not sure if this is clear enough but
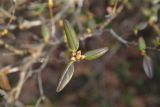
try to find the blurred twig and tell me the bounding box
[6,44,45,104]
[99,2,124,31]
[109,28,160,52]
[3,0,73,103]
[109,29,129,45]
[0,40,26,55]
[0,8,16,20]
[52,0,74,23]
[35,56,49,107]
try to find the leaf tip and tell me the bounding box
[143,55,154,79]
[56,86,62,93]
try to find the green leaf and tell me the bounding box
[138,37,146,51]
[84,47,109,60]
[41,25,50,43]
[56,61,74,92]
[143,55,153,79]
[64,20,79,52]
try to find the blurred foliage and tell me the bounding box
[0,0,160,107]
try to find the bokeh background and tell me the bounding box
[0,0,160,107]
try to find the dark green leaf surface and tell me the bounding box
[56,61,74,92]
[64,20,79,52]
[143,55,153,79]
[84,47,108,60]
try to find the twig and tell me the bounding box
[35,45,57,106]
[0,40,26,55]
[34,57,49,107]
[99,4,124,31]
[5,0,74,104]
[52,0,74,23]
[6,44,45,104]
[0,8,16,20]
[109,28,160,52]
[109,29,129,45]
[35,73,45,107]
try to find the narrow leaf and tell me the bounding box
[64,20,79,52]
[56,61,74,92]
[41,25,50,43]
[84,47,109,60]
[138,37,146,51]
[143,55,153,79]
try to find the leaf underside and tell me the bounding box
[56,61,74,92]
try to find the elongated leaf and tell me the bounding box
[56,61,74,92]
[138,37,146,51]
[64,20,79,52]
[84,47,109,60]
[143,55,153,79]
[41,25,50,43]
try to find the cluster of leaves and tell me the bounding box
[56,20,108,92]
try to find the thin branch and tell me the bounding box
[35,73,45,107]
[109,28,160,52]
[6,44,45,104]
[52,0,74,23]
[35,56,49,107]
[109,29,129,45]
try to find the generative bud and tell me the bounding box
[80,55,86,60]
[77,50,81,55]
[71,57,76,61]
[76,54,81,61]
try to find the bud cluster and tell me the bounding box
[71,50,85,61]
